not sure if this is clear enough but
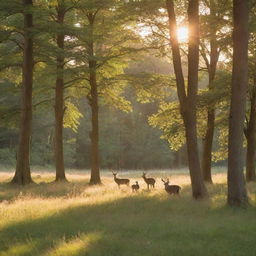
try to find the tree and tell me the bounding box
[200,0,231,183]
[75,0,138,184]
[35,0,81,181]
[166,0,207,199]
[11,0,34,185]
[87,10,101,185]
[227,0,248,207]
[53,0,73,182]
[132,0,233,183]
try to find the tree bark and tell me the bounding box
[54,7,67,182]
[227,0,248,207]
[202,25,219,183]
[245,77,256,182]
[166,0,207,199]
[202,109,214,183]
[87,13,101,185]
[89,59,101,185]
[11,0,34,185]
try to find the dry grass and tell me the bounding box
[0,168,256,256]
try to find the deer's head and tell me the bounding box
[112,171,117,177]
[161,178,169,186]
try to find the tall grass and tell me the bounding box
[0,169,255,256]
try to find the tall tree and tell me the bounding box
[200,0,225,183]
[87,12,100,185]
[76,0,136,184]
[11,0,34,185]
[227,0,248,206]
[166,0,207,199]
[54,0,68,182]
[35,0,81,181]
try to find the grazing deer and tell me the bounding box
[142,172,156,190]
[131,181,140,192]
[161,178,181,195]
[112,172,130,188]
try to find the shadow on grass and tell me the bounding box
[1,190,256,256]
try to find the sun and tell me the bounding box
[177,26,188,43]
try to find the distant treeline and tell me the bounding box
[0,88,189,170]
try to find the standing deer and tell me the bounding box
[131,181,140,192]
[112,172,130,188]
[161,178,181,195]
[142,172,156,190]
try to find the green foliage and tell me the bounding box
[149,101,185,151]
[72,0,142,113]
[131,73,176,103]
[76,92,174,169]
[0,148,16,165]
[148,70,232,158]
[212,126,229,162]
[0,0,253,171]
[64,101,83,132]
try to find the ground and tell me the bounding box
[0,167,256,256]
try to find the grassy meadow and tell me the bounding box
[0,167,256,256]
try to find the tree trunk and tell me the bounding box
[186,0,207,198]
[89,60,101,185]
[245,77,256,182]
[227,0,248,207]
[183,110,207,198]
[11,0,34,185]
[202,109,214,183]
[201,24,219,183]
[86,13,101,185]
[54,8,67,182]
[166,0,207,199]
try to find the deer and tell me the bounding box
[131,181,140,192]
[142,172,156,190]
[112,172,130,188]
[161,178,181,195]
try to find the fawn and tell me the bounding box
[161,178,181,195]
[131,181,140,192]
[112,172,130,188]
[142,172,156,190]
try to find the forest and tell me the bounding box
[0,0,256,255]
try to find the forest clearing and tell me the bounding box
[1,0,256,254]
[0,168,256,256]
